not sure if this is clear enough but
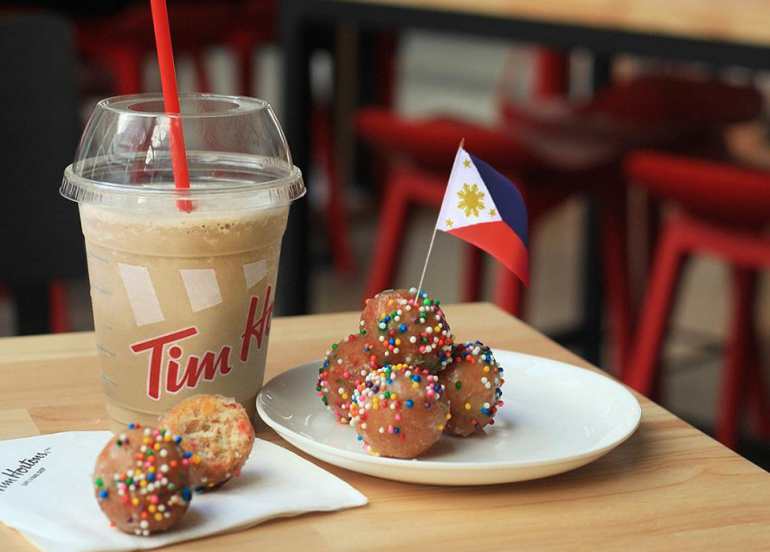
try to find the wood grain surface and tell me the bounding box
[350,0,770,47]
[1,303,769,550]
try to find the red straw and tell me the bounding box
[149,0,192,212]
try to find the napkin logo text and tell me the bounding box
[130,287,274,401]
[0,447,52,492]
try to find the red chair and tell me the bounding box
[357,110,631,368]
[500,74,763,157]
[362,49,572,309]
[623,152,770,449]
[76,1,358,276]
[76,1,276,96]
[356,59,762,372]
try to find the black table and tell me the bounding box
[276,0,770,363]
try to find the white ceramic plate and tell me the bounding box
[257,350,641,485]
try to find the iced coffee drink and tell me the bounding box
[81,205,288,427]
[61,94,304,429]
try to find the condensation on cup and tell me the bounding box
[61,94,305,430]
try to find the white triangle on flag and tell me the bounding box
[436,147,502,233]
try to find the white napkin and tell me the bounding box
[0,431,367,552]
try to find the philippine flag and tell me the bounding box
[436,146,529,285]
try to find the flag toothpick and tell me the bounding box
[414,227,437,301]
[415,139,465,299]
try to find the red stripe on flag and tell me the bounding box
[447,221,529,286]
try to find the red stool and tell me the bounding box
[501,74,763,310]
[624,152,770,449]
[76,1,275,96]
[359,116,543,304]
[501,75,763,155]
[76,2,357,276]
[492,73,760,368]
[357,70,760,371]
[357,109,632,369]
[362,48,571,308]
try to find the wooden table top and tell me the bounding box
[348,0,770,48]
[1,303,769,550]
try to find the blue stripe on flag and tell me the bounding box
[469,153,528,247]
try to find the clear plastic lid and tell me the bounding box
[61,94,305,213]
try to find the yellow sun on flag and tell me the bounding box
[457,183,485,217]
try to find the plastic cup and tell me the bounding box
[61,94,305,430]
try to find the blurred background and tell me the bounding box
[1,1,769,467]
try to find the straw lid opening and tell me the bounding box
[60,93,305,212]
[100,93,270,119]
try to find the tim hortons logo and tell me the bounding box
[131,287,274,400]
